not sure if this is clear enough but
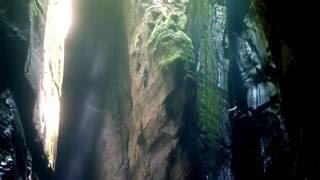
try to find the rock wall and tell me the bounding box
[127,0,194,179]
[1,0,65,178]
[126,0,235,179]
[226,0,292,179]
[0,90,32,179]
[187,1,233,179]
[1,0,309,179]
[29,0,71,169]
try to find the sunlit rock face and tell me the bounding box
[27,0,71,169]
[40,0,71,169]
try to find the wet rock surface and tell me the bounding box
[0,90,32,179]
[0,0,54,179]
[226,0,293,179]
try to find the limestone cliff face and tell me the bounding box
[127,1,194,179]
[26,0,71,169]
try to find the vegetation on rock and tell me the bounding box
[187,0,224,173]
[148,5,194,72]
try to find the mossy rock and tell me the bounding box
[148,11,194,72]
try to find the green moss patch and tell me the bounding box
[148,10,194,72]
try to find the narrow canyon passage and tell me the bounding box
[55,1,130,179]
[0,0,316,180]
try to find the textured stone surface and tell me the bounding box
[31,0,71,169]
[1,0,60,178]
[0,90,32,179]
[1,0,309,179]
[127,1,192,179]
